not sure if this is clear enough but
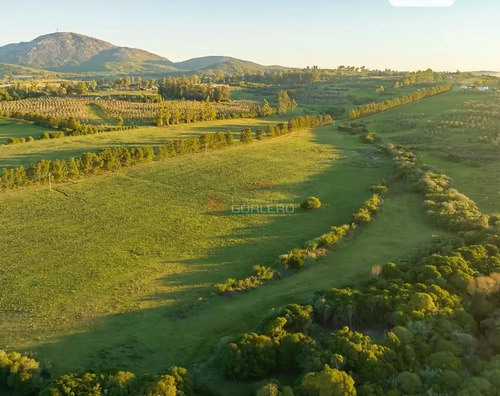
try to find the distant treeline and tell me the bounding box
[393,68,440,88]
[0,110,84,130]
[205,67,445,85]
[0,114,332,192]
[0,81,98,101]
[348,85,452,119]
[158,76,231,102]
[154,91,295,126]
[5,125,138,145]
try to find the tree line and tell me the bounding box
[393,68,440,88]
[386,144,491,232]
[0,114,332,192]
[0,81,99,101]
[5,125,138,146]
[348,85,452,119]
[0,351,214,396]
[158,76,231,102]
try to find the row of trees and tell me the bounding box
[387,144,491,231]
[158,77,231,102]
[394,68,439,88]
[0,145,155,190]
[5,125,138,145]
[348,85,452,119]
[0,81,99,102]
[0,115,332,192]
[280,190,384,271]
[205,66,428,86]
[0,110,82,130]
[220,181,385,294]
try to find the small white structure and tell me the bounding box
[460,85,471,90]
[477,86,489,91]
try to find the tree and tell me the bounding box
[276,91,297,114]
[396,371,422,394]
[240,129,253,143]
[300,365,356,396]
[258,99,275,116]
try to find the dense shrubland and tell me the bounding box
[0,354,205,396]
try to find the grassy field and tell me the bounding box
[1,79,498,395]
[363,89,500,214]
[0,123,393,375]
[0,118,49,144]
[0,114,296,169]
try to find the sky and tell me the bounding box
[1,0,499,71]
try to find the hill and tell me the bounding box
[0,32,288,76]
[174,56,247,71]
[0,62,56,78]
[0,32,175,74]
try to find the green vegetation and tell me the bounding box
[349,84,452,119]
[0,124,391,379]
[0,60,499,395]
[300,196,322,210]
[0,118,48,144]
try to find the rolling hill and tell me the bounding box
[0,32,286,76]
[0,32,175,74]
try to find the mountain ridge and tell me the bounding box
[0,32,285,75]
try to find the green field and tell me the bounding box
[0,118,49,144]
[0,115,295,169]
[0,123,394,375]
[1,76,499,395]
[363,89,500,214]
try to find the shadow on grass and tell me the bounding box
[19,125,393,376]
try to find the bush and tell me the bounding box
[282,250,305,269]
[353,208,372,224]
[361,132,380,144]
[370,183,388,195]
[301,196,322,210]
[0,350,44,395]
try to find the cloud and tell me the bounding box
[389,0,456,6]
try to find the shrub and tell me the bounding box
[255,129,265,140]
[282,249,305,269]
[370,183,388,195]
[301,196,322,210]
[361,132,380,144]
[353,208,372,224]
